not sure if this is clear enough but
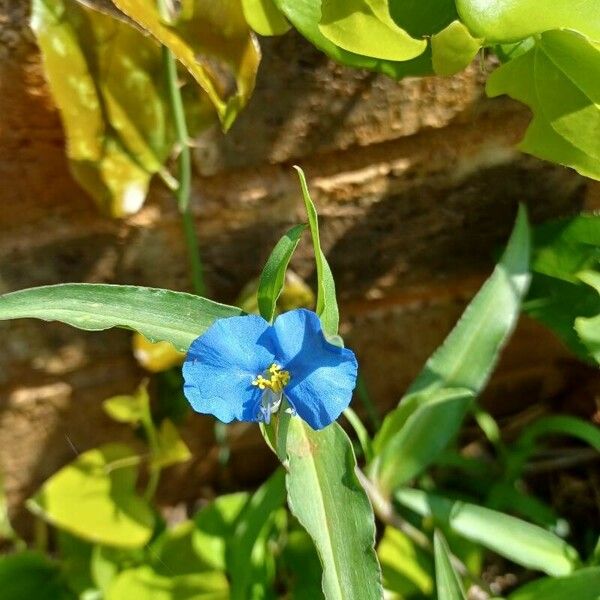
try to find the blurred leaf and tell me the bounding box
[106,566,229,599]
[31,0,174,216]
[389,0,458,37]
[294,167,339,337]
[372,207,530,489]
[28,443,155,548]
[318,0,426,61]
[150,521,214,576]
[434,530,467,600]
[57,532,95,595]
[91,545,145,594]
[508,567,600,600]
[518,415,600,452]
[524,214,600,362]
[575,271,600,362]
[286,419,383,600]
[0,473,17,543]
[103,383,150,425]
[431,20,481,76]
[0,552,75,600]
[487,31,600,181]
[241,0,291,35]
[257,224,307,322]
[192,492,250,571]
[396,489,579,576]
[151,419,192,469]
[456,0,600,43]
[377,526,433,597]
[228,469,286,599]
[0,283,243,353]
[133,333,185,373]
[274,0,434,79]
[110,0,260,130]
[281,530,324,600]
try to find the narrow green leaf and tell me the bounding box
[431,20,481,76]
[434,530,467,600]
[377,527,434,597]
[372,207,530,483]
[372,388,474,493]
[258,224,307,322]
[508,567,600,600]
[396,489,579,576]
[285,419,383,600]
[228,469,286,600]
[518,415,600,452]
[294,167,339,336]
[241,0,291,35]
[318,0,426,62]
[0,284,242,353]
[28,444,155,548]
[456,0,600,43]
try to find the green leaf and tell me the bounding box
[285,419,383,600]
[228,469,287,599]
[517,415,600,453]
[27,443,155,548]
[103,384,150,425]
[431,20,481,76]
[575,270,600,363]
[372,387,475,493]
[192,492,250,571]
[377,527,433,597]
[524,214,600,362]
[106,566,229,600]
[0,552,74,600]
[241,0,291,35]
[396,489,579,576]
[508,567,600,600]
[456,0,600,43]
[274,0,434,79]
[372,207,530,485]
[294,167,339,336]
[258,224,307,322]
[434,530,467,600]
[0,283,243,353]
[389,0,457,37]
[318,0,426,61]
[281,530,324,600]
[487,31,600,181]
[110,0,260,130]
[57,532,95,595]
[151,419,192,469]
[150,521,215,576]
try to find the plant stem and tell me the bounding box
[160,33,205,296]
[356,469,493,595]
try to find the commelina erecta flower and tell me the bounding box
[182,309,358,430]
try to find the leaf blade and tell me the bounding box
[0,284,242,353]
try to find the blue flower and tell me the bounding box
[182,309,358,430]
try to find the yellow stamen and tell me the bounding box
[252,363,291,393]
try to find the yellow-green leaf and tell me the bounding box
[110,0,261,130]
[241,0,291,36]
[151,419,192,469]
[431,20,481,76]
[318,0,427,62]
[27,444,155,548]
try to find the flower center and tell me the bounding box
[252,363,291,394]
[252,364,291,424]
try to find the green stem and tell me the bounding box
[159,25,205,296]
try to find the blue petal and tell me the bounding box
[272,309,358,429]
[182,315,277,423]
